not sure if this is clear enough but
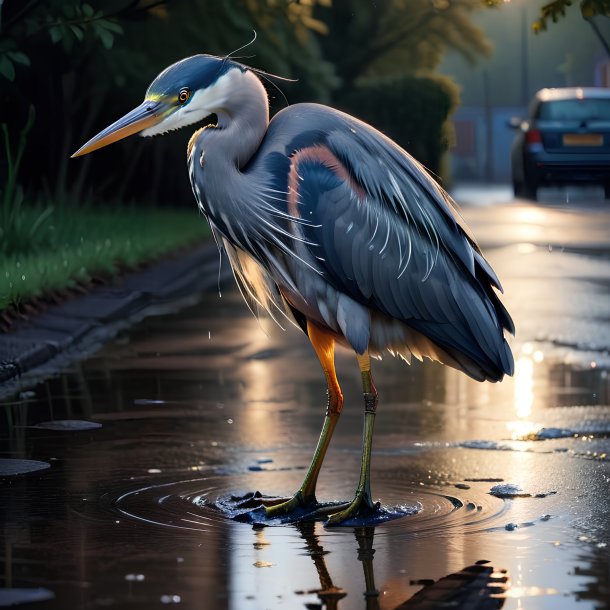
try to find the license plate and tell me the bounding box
[562,133,603,146]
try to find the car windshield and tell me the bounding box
[537,98,610,121]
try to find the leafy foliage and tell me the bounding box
[317,0,492,90]
[533,0,610,31]
[483,0,610,31]
[0,1,137,83]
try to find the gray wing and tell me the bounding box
[287,111,514,381]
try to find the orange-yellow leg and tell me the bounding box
[265,321,343,518]
[327,351,379,525]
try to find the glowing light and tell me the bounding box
[506,419,539,440]
[533,350,544,363]
[500,586,560,598]
[516,208,546,224]
[516,243,536,254]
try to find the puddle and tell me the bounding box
[2,196,610,609]
[1,286,608,610]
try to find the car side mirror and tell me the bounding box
[506,117,523,130]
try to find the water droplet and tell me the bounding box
[227,419,233,424]
[124,574,145,582]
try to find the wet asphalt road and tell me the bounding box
[1,185,610,610]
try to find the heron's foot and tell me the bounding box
[326,492,380,526]
[264,490,319,520]
[232,490,349,524]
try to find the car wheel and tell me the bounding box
[513,180,524,198]
[523,179,537,201]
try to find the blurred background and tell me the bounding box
[1,0,609,313]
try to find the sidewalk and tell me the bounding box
[0,242,230,400]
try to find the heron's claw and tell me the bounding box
[326,492,380,526]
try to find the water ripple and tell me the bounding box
[109,475,510,539]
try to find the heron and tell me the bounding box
[72,54,514,525]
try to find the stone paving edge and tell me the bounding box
[0,242,230,400]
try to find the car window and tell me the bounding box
[537,98,610,121]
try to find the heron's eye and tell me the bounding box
[178,88,190,104]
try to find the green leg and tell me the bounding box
[327,352,379,525]
[265,322,343,518]
[265,407,340,517]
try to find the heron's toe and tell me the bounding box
[325,494,379,526]
[264,491,314,519]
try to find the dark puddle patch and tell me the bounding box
[0,588,55,606]
[460,440,515,451]
[483,515,553,532]
[0,458,51,477]
[503,521,537,531]
[489,484,557,499]
[522,424,610,441]
[30,419,102,431]
[525,427,575,440]
[246,458,304,473]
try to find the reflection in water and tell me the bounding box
[355,528,380,610]
[297,522,348,609]
[2,285,610,609]
[286,522,509,610]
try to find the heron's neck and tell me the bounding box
[212,70,269,170]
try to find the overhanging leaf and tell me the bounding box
[97,27,114,49]
[49,25,62,43]
[7,52,30,66]
[69,24,84,41]
[0,55,15,81]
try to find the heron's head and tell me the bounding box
[72,55,242,157]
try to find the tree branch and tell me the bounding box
[585,15,610,58]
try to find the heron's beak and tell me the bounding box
[71,100,169,158]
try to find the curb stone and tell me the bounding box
[0,242,230,400]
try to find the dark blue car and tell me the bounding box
[510,87,610,200]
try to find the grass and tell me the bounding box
[0,205,210,312]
